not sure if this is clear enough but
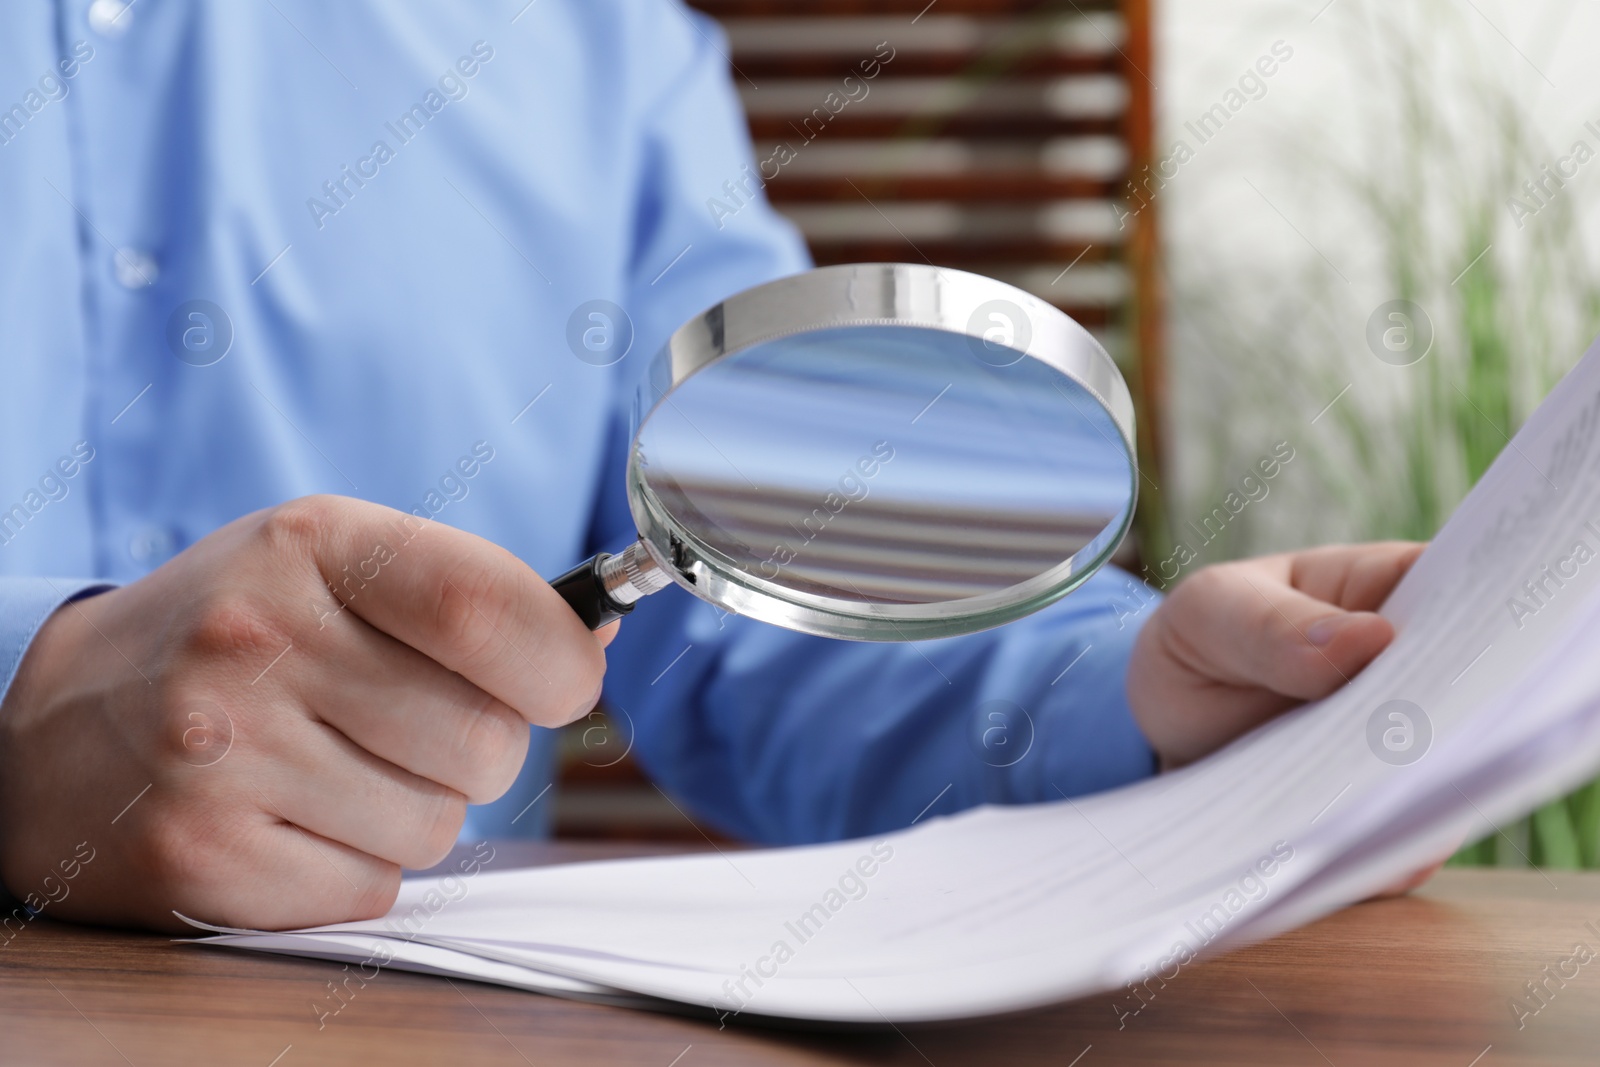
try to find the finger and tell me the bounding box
[1287,541,1427,611]
[251,712,467,870]
[259,497,606,728]
[1164,562,1396,701]
[294,613,531,804]
[257,823,402,928]
[597,620,621,648]
[136,813,400,933]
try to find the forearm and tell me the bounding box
[610,566,1159,844]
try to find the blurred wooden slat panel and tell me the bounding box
[719,8,1126,73]
[746,113,1121,139]
[733,51,1119,78]
[767,172,1118,201]
[744,93,1124,122]
[807,235,1103,265]
[697,0,1115,14]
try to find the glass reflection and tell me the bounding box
[635,325,1133,605]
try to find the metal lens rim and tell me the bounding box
[624,262,1138,642]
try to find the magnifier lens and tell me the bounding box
[549,265,1138,639]
[631,322,1135,633]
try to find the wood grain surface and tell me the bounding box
[3,842,1597,1066]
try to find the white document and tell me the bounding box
[195,340,1600,1023]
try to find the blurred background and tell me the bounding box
[558,0,1600,870]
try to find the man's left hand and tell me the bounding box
[1127,541,1425,770]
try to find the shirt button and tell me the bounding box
[114,249,159,289]
[87,0,133,37]
[129,526,177,567]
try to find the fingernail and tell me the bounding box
[1306,615,1349,647]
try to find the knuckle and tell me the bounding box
[258,495,339,555]
[430,563,512,672]
[186,594,287,662]
[1181,562,1227,593]
[153,683,238,765]
[345,864,402,922]
[137,803,227,897]
[451,697,529,803]
[413,789,467,868]
[1171,565,1227,616]
[431,554,600,724]
[1251,598,1292,648]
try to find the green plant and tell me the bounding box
[1165,0,1600,866]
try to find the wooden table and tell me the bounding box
[3,842,1598,1066]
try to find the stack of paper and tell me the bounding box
[195,341,1600,1024]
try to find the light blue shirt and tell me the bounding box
[0,0,1155,849]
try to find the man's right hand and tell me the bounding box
[0,496,613,932]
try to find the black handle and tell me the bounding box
[552,553,634,630]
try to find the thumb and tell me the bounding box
[1245,580,1394,700]
[1166,563,1396,701]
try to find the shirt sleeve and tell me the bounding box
[0,577,117,903]
[592,3,1158,845]
[607,570,1159,844]
[0,578,118,706]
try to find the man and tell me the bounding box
[0,1,1421,931]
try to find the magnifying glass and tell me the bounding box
[551,263,1138,642]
